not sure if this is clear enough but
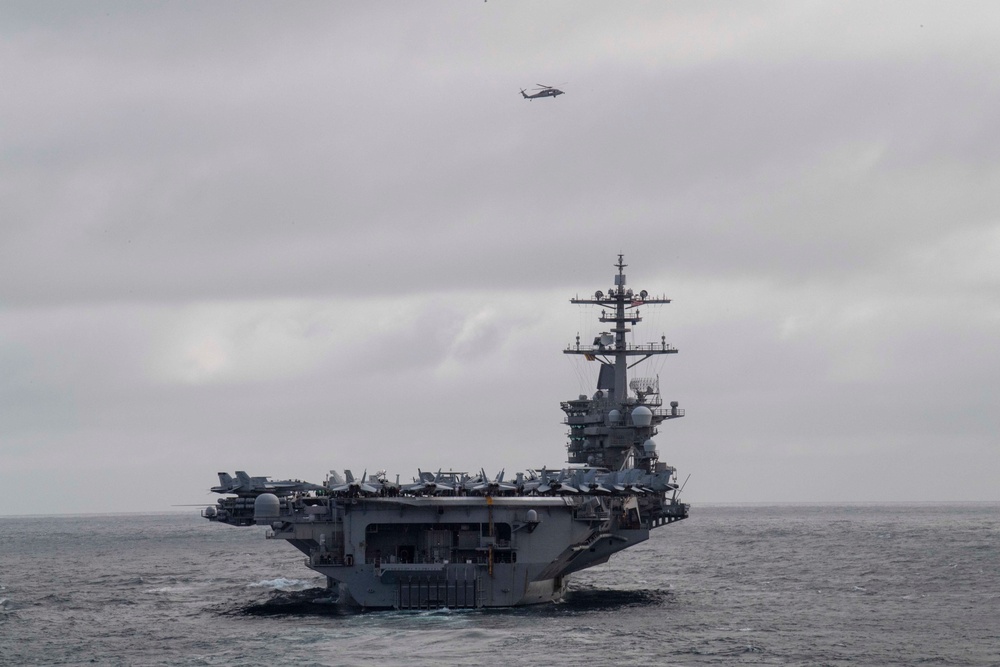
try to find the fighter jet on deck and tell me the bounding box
[211,471,323,496]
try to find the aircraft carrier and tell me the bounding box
[203,256,690,608]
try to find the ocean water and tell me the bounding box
[1,504,997,666]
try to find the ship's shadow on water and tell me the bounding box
[558,587,672,611]
[223,587,358,617]
[224,586,671,618]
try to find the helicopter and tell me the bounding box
[520,84,565,100]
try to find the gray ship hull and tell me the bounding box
[258,496,656,609]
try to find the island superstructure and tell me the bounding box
[203,256,690,608]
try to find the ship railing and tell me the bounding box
[377,563,446,572]
[573,508,611,522]
[469,539,512,550]
[573,406,682,420]
[564,342,676,354]
[306,552,347,567]
[606,406,684,420]
[564,399,684,418]
[648,501,690,528]
[381,555,506,567]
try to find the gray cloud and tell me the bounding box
[2,2,998,513]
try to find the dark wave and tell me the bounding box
[223,587,360,617]
[561,587,672,610]
[222,585,671,618]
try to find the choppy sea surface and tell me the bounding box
[1,504,997,666]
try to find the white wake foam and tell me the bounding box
[247,577,312,591]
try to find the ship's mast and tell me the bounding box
[564,254,675,399]
[563,255,681,470]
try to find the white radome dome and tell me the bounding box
[631,405,653,427]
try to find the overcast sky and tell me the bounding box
[3,1,999,515]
